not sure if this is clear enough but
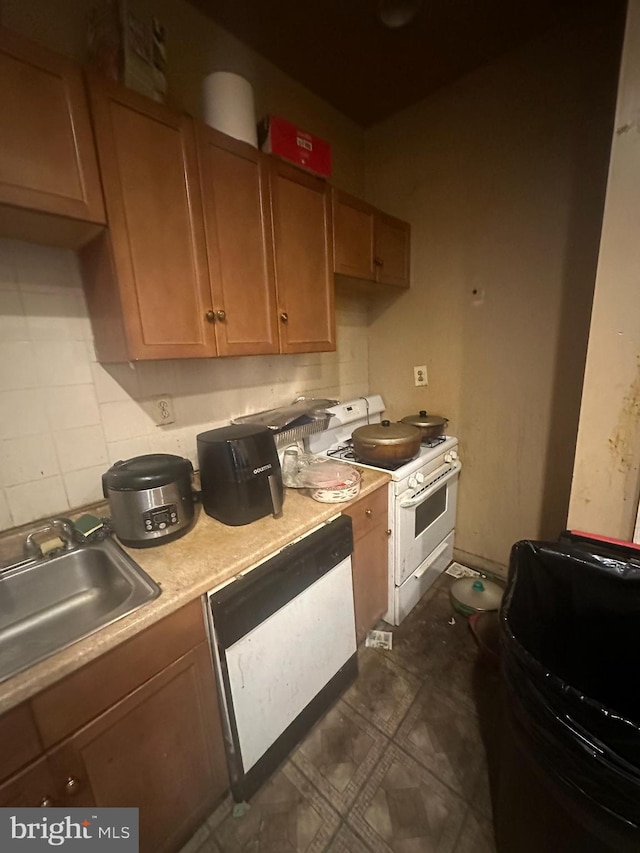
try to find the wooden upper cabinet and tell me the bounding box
[375,211,411,287]
[80,74,339,360]
[196,125,279,356]
[0,26,105,245]
[269,160,335,353]
[333,189,410,289]
[333,191,376,280]
[86,76,215,360]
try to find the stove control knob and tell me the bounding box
[408,475,418,489]
[444,450,458,463]
[415,472,425,484]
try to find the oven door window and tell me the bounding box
[415,486,447,537]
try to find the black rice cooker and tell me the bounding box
[102,454,195,547]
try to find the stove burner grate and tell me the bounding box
[324,434,448,472]
[325,440,429,472]
[422,435,446,448]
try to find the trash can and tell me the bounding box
[496,534,640,853]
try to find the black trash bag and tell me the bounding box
[501,537,640,841]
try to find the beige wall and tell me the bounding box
[569,0,640,539]
[0,0,365,195]
[365,14,621,575]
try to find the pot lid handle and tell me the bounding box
[419,410,427,416]
[381,419,391,427]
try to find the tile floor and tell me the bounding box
[180,572,502,853]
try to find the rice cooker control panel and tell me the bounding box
[143,504,179,532]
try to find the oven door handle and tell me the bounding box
[398,461,461,508]
[414,539,450,578]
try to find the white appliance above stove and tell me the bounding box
[307,395,385,453]
[306,395,461,625]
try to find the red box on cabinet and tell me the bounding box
[259,115,332,178]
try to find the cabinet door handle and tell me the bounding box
[374,256,384,267]
[205,310,215,323]
[40,796,54,807]
[280,312,288,323]
[386,529,392,537]
[216,310,226,321]
[365,509,373,518]
[64,777,81,796]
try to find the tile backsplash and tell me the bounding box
[0,238,370,530]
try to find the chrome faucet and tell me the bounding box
[24,518,79,558]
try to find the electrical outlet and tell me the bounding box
[153,395,175,426]
[414,365,428,387]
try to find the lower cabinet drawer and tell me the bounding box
[394,531,454,625]
[344,484,389,543]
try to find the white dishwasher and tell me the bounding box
[206,515,356,801]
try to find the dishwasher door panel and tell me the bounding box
[225,555,355,773]
[207,515,357,801]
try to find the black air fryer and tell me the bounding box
[197,424,284,526]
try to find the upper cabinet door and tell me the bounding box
[332,187,411,290]
[332,189,376,280]
[374,212,410,288]
[197,126,279,356]
[269,161,335,354]
[88,77,215,359]
[0,27,105,226]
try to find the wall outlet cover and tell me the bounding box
[414,365,428,386]
[153,395,175,426]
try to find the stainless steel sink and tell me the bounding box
[0,539,161,683]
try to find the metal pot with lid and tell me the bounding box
[102,453,195,548]
[400,410,449,441]
[352,419,422,465]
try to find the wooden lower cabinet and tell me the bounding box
[351,522,391,645]
[0,757,59,809]
[49,643,227,853]
[0,604,229,853]
[343,485,390,644]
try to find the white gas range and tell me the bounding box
[307,395,461,625]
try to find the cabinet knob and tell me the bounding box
[40,796,54,807]
[386,529,392,537]
[365,509,373,518]
[64,777,81,796]
[216,309,226,321]
[280,312,289,323]
[205,310,215,323]
[374,256,384,267]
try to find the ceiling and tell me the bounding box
[188,0,623,126]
